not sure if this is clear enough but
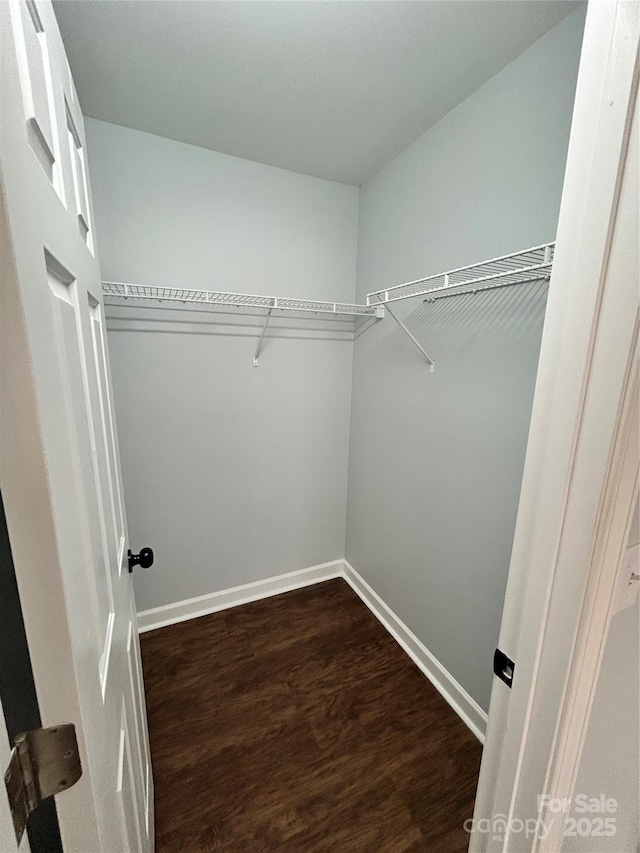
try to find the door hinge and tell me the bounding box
[4,723,82,844]
[494,648,515,688]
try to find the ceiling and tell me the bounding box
[53,1,579,186]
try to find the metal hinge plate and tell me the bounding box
[4,723,82,844]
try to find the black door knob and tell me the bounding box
[128,547,154,573]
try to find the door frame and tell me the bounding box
[471,1,640,849]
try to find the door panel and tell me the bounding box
[12,0,57,184]
[118,701,144,853]
[88,294,127,559]
[0,1,153,849]
[47,257,113,638]
[65,106,92,247]
[126,617,153,840]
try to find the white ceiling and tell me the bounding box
[53,0,579,186]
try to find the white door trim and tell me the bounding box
[538,325,639,850]
[471,1,640,849]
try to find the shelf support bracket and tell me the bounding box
[253,307,273,366]
[384,302,435,372]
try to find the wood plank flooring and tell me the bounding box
[140,578,482,852]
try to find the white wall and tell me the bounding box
[346,7,586,712]
[86,119,358,301]
[86,120,359,611]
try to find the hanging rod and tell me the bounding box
[366,242,554,306]
[423,272,551,303]
[103,281,384,318]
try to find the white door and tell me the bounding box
[0,1,153,850]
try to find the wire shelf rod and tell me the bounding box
[421,273,551,303]
[367,242,553,297]
[368,262,553,306]
[366,242,555,305]
[102,281,384,318]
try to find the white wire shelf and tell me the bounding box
[366,243,554,306]
[365,241,555,373]
[102,282,383,318]
[103,242,553,371]
[102,280,384,366]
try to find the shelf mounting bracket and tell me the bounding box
[253,307,274,366]
[384,302,435,372]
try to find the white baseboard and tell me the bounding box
[342,560,488,743]
[136,560,343,633]
[137,557,487,742]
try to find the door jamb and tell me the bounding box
[471,1,640,849]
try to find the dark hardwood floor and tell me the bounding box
[140,578,482,852]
